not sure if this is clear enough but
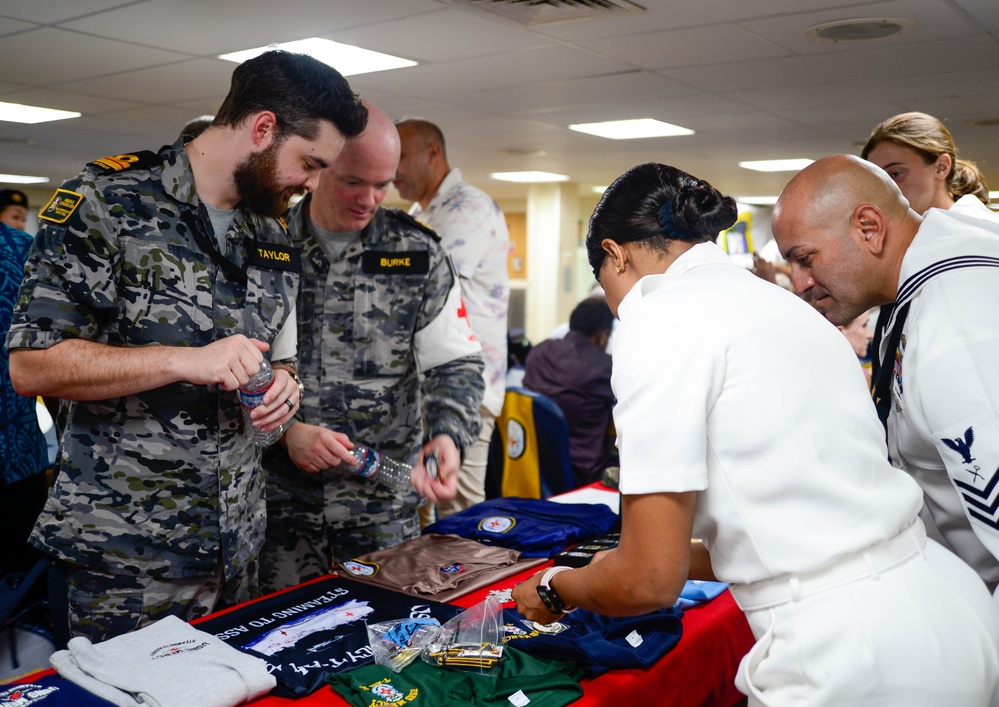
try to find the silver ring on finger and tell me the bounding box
[284,398,294,411]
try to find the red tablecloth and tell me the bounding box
[245,574,753,707]
[10,482,755,706]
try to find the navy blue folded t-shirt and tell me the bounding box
[424,497,620,557]
[501,606,684,677]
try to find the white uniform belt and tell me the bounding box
[730,519,926,612]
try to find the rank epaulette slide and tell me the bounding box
[87,150,161,174]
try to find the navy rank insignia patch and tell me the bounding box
[942,426,976,465]
[38,189,83,224]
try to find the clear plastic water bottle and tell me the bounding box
[346,443,416,493]
[238,358,282,447]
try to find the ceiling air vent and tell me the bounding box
[445,0,646,27]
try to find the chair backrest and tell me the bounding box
[485,387,575,499]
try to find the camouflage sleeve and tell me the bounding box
[7,174,121,351]
[415,247,485,457]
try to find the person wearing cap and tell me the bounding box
[0,189,29,232]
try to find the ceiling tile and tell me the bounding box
[578,24,791,68]
[2,27,190,85]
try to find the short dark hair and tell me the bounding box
[569,298,614,337]
[213,50,367,141]
[586,162,737,279]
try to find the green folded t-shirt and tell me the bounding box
[328,646,584,707]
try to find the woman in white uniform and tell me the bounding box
[511,163,999,706]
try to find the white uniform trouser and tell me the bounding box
[731,519,999,706]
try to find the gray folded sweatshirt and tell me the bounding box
[50,615,275,707]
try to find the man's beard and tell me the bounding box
[233,141,299,218]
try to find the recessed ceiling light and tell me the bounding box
[568,118,693,140]
[0,173,49,184]
[735,195,779,205]
[0,101,80,124]
[804,17,917,43]
[739,159,814,172]
[499,148,548,157]
[219,38,416,77]
[490,171,570,183]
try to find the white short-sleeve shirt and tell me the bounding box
[614,242,922,585]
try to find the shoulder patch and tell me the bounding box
[87,150,161,174]
[386,208,440,241]
[38,188,84,224]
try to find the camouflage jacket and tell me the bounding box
[6,141,299,579]
[263,199,484,530]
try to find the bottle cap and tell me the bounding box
[424,449,442,482]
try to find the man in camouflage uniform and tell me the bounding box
[259,102,484,593]
[6,51,367,642]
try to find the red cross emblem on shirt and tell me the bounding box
[457,299,471,326]
[457,298,478,341]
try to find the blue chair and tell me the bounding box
[485,387,576,499]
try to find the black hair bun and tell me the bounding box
[673,183,738,239]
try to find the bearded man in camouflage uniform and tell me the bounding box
[259,102,484,594]
[6,51,367,642]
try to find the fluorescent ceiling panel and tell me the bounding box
[0,101,80,124]
[490,171,570,183]
[219,38,416,77]
[0,173,50,184]
[568,118,693,140]
[739,159,814,172]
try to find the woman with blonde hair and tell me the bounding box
[862,111,990,216]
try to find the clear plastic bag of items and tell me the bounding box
[421,596,505,675]
[366,617,443,673]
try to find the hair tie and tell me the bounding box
[657,201,687,240]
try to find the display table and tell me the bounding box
[239,563,753,707]
[9,485,755,706]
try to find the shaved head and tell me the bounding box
[774,154,910,236]
[338,100,400,166]
[772,154,920,325]
[310,100,401,233]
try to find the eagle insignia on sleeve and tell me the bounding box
[942,426,976,465]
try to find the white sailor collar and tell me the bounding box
[898,208,999,288]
